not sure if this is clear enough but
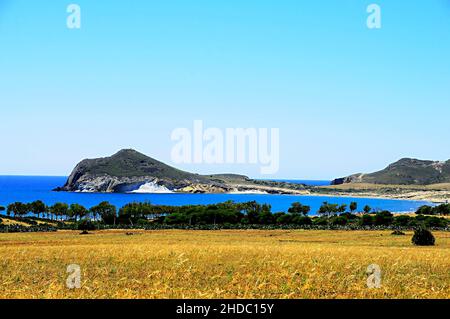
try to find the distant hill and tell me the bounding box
[56,149,306,194]
[332,158,450,185]
[68,149,206,181]
[57,149,222,192]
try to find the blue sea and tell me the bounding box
[0,176,432,215]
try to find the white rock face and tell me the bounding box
[129,181,173,194]
[73,176,171,193]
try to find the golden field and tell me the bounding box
[0,230,449,299]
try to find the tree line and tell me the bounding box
[0,201,448,230]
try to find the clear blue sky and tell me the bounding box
[1,0,449,179]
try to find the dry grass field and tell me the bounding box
[0,230,448,299]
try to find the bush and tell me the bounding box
[136,218,150,226]
[276,214,292,224]
[0,224,57,233]
[330,216,348,226]
[394,215,411,227]
[292,215,312,225]
[374,211,394,226]
[424,216,448,228]
[412,228,435,246]
[360,214,373,226]
[312,217,328,226]
[434,203,450,215]
[417,204,450,216]
[414,214,427,222]
[416,205,434,215]
[340,213,358,221]
[77,219,96,231]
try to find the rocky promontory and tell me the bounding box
[55,149,307,194]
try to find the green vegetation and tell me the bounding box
[30,200,46,218]
[91,201,117,224]
[77,219,96,232]
[79,149,197,179]
[287,202,311,216]
[416,203,450,216]
[58,149,209,193]
[349,201,357,213]
[318,202,342,217]
[68,203,88,220]
[412,227,436,246]
[7,202,29,217]
[57,149,309,194]
[1,200,448,232]
[332,158,450,185]
[49,202,69,221]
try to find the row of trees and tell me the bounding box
[5,201,117,223]
[416,204,450,216]
[161,203,447,228]
[1,201,370,220]
[1,200,448,229]
[317,201,372,217]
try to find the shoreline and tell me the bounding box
[303,190,443,204]
[58,188,435,203]
[56,186,441,204]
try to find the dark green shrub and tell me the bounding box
[394,215,411,227]
[164,213,188,225]
[276,214,292,224]
[360,214,374,226]
[136,218,150,225]
[415,214,427,222]
[416,205,434,215]
[374,211,394,226]
[340,213,358,221]
[240,217,249,225]
[412,228,435,246]
[292,215,312,225]
[433,204,450,215]
[312,217,328,226]
[424,216,447,228]
[77,219,96,231]
[330,216,348,226]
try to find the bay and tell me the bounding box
[0,176,431,215]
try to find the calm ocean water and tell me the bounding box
[0,176,431,215]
